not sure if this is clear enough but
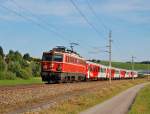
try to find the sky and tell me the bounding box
[0,0,150,62]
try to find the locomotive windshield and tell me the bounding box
[42,53,63,62]
[53,54,63,62]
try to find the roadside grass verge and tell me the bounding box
[39,79,148,114]
[129,83,150,114]
[0,77,43,86]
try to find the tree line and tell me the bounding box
[0,46,41,80]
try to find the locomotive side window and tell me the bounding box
[53,54,63,62]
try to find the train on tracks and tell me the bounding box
[41,46,138,83]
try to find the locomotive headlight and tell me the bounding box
[50,63,54,68]
[43,65,48,70]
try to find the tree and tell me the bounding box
[0,56,6,71]
[0,46,4,58]
[6,50,22,63]
[23,53,31,61]
[30,62,40,77]
[14,51,22,62]
[8,61,21,74]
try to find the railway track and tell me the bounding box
[0,80,142,114]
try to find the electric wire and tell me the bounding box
[86,0,109,33]
[0,4,69,44]
[9,0,102,53]
[70,0,104,38]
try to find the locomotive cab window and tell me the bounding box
[53,54,63,62]
[42,53,52,61]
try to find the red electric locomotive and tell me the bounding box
[41,46,86,83]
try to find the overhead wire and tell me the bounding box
[86,0,129,61]
[0,3,69,44]
[70,0,104,38]
[69,0,110,59]
[10,0,102,53]
[1,1,108,59]
[10,0,69,39]
[86,0,109,33]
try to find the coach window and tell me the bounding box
[101,68,105,73]
[116,70,119,74]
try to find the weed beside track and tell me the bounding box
[0,79,147,114]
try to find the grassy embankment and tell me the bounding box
[0,77,43,86]
[0,61,148,86]
[129,83,150,114]
[38,79,148,114]
[100,61,148,70]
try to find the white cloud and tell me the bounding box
[2,0,74,16]
[0,0,150,25]
[97,0,150,13]
[0,0,90,25]
[93,0,150,24]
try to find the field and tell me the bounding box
[129,83,150,114]
[99,61,148,70]
[0,77,43,86]
[38,79,147,114]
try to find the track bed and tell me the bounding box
[0,80,143,114]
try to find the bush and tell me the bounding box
[23,53,31,61]
[16,69,31,80]
[30,62,40,77]
[8,61,21,74]
[0,56,6,71]
[20,59,30,68]
[0,71,16,80]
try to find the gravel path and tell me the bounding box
[0,81,113,114]
[80,82,150,114]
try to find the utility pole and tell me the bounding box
[131,56,136,80]
[108,30,112,84]
[147,60,150,80]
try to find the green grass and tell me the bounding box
[99,61,148,70]
[0,77,43,86]
[39,79,147,114]
[129,84,150,114]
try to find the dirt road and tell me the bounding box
[80,82,150,114]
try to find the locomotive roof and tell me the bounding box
[43,49,85,60]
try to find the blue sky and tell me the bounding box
[0,0,150,61]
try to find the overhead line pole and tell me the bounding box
[131,56,136,80]
[147,60,150,80]
[108,30,112,84]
